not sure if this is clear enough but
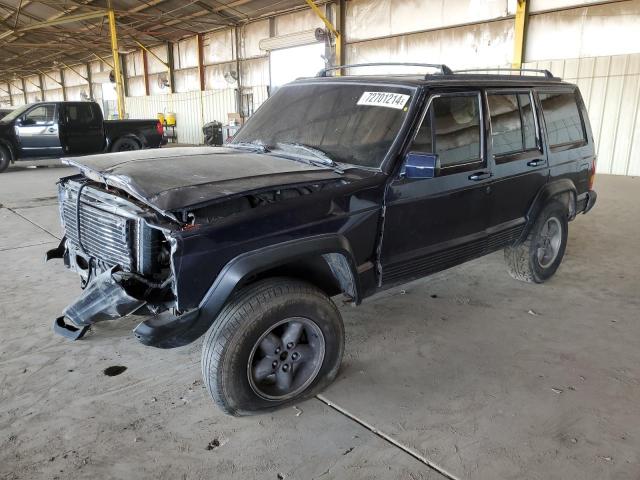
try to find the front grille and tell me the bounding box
[62,197,135,270]
[59,180,160,274]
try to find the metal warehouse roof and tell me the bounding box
[0,0,310,83]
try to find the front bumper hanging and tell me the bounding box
[52,267,146,341]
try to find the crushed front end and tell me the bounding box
[47,175,178,341]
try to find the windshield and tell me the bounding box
[232,83,414,168]
[0,104,30,122]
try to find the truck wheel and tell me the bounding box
[0,145,10,173]
[201,277,344,416]
[505,200,568,283]
[111,137,140,152]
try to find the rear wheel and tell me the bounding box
[201,278,344,416]
[504,200,568,283]
[0,145,10,173]
[111,137,140,152]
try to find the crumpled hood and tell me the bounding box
[63,146,343,215]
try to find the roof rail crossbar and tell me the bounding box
[453,67,556,79]
[317,62,454,78]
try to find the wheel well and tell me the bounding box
[0,141,14,160]
[240,254,355,301]
[551,190,576,219]
[111,136,142,151]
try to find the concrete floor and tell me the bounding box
[1,161,639,480]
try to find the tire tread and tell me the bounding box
[201,277,342,416]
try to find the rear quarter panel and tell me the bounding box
[536,85,595,196]
[104,120,163,148]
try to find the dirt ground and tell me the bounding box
[1,161,639,480]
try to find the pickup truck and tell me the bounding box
[0,101,165,173]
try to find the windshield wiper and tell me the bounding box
[227,142,270,153]
[275,143,336,166]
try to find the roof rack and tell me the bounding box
[453,68,556,79]
[317,62,454,78]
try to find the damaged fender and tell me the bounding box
[133,234,360,348]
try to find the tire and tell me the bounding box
[111,137,141,152]
[0,145,10,173]
[505,200,568,283]
[201,277,344,416]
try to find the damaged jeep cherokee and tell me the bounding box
[48,64,597,415]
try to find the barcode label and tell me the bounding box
[357,91,410,110]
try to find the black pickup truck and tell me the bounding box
[0,101,165,172]
[48,64,597,416]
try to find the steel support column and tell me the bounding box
[304,0,342,73]
[197,33,205,92]
[108,8,125,118]
[21,78,27,104]
[234,26,243,119]
[60,69,67,101]
[512,0,528,68]
[86,64,93,100]
[166,42,175,94]
[141,50,150,96]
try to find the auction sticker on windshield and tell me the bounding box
[357,91,410,110]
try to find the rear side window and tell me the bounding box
[65,104,95,126]
[487,92,538,160]
[412,93,482,172]
[538,91,586,148]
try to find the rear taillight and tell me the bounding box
[156,120,164,136]
[588,157,597,190]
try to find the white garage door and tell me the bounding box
[269,43,326,91]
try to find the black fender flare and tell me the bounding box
[134,234,361,348]
[0,139,16,163]
[520,179,576,241]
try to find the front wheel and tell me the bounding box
[201,278,344,416]
[504,200,569,283]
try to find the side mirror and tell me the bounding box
[19,117,35,126]
[402,152,440,179]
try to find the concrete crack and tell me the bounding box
[316,394,461,480]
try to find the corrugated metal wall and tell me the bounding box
[342,0,640,176]
[122,9,321,146]
[2,0,639,176]
[125,89,236,145]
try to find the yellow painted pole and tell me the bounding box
[512,0,528,69]
[108,9,125,119]
[304,0,342,74]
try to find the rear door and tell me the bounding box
[59,102,104,154]
[380,90,493,285]
[484,89,548,248]
[15,104,61,157]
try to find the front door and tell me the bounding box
[380,91,493,286]
[16,104,61,157]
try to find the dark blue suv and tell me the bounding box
[48,64,597,415]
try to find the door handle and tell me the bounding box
[468,171,492,181]
[48,127,56,133]
[527,159,545,167]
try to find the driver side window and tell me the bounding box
[411,93,483,175]
[24,105,55,125]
